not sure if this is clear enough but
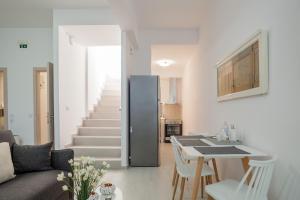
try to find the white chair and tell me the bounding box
[171,137,214,200]
[171,136,220,188]
[206,157,276,200]
[186,133,221,182]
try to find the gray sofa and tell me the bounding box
[0,130,74,200]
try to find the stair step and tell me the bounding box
[101,91,121,97]
[105,79,120,84]
[70,146,121,157]
[100,95,120,101]
[90,112,120,119]
[70,79,122,169]
[78,127,120,136]
[74,157,121,169]
[105,82,120,87]
[94,106,120,113]
[73,135,121,146]
[99,100,120,106]
[104,86,121,90]
[83,119,120,127]
[102,90,121,96]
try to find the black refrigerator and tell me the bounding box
[129,75,160,167]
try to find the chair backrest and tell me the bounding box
[235,157,276,200]
[170,137,191,175]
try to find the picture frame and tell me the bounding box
[216,30,269,102]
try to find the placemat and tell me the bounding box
[205,137,242,145]
[177,139,210,147]
[194,146,250,155]
[174,135,205,140]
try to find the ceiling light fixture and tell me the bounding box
[156,59,175,68]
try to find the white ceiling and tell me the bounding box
[0,0,109,27]
[62,25,121,46]
[0,0,109,9]
[132,0,203,29]
[151,45,197,78]
[0,0,204,29]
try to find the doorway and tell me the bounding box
[0,68,8,130]
[33,64,54,145]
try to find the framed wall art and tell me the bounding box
[216,30,269,102]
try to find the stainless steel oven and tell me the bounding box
[164,119,182,143]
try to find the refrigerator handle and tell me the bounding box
[130,126,133,133]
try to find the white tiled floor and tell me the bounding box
[103,143,206,200]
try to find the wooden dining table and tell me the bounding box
[172,136,267,200]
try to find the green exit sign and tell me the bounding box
[19,44,28,48]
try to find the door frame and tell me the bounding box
[0,68,8,129]
[33,67,47,144]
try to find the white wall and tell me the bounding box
[121,31,138,166]
[152,66,184,78]
[58,27,86,147]
[182,0,300,199]
[0,28,52,144]
[53,9,118,148]
[87,46,121,111]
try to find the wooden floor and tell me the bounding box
[104,143,207,200]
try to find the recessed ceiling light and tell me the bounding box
[156,59,175,68]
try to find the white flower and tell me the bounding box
[81,157,88,165]
[83,175,88,181]
[62,185,68,191]
[88,158,94,164]
[87,166,94,171]
[57,157,109,193]
[80,169,86,175]
[57,177,63,181]
[57,172,65,181]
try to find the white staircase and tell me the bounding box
[69,79,122,169]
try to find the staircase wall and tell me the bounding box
[59,28,87,147]
[87,46,121,112]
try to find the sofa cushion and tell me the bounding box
[0,170,70,200]
[0,142,15,184]
[0,130,16,147]
[12,142,53,173]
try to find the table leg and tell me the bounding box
[241,157,251,184]
[172,163,177,186]
[212,158,220,182]
[191,157,204,200]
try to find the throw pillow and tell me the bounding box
[12,142,53,173]
[0,142,15,183]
